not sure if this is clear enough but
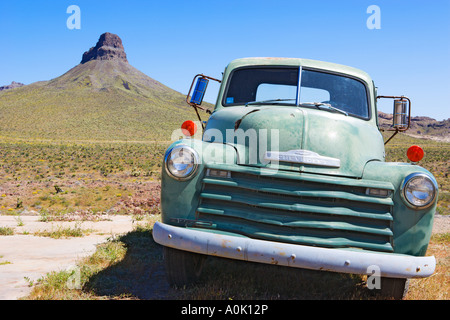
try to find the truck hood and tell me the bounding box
[203,106,385,178]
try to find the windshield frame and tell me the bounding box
[222,65,372,121]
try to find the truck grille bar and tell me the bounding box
[196,164,394,253]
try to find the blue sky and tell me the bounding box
[1,0,449,120]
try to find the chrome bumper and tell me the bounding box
[153,221,435,278]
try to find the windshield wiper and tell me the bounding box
[245,99,296,107]
[299,102,348,116]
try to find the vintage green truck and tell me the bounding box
[152,57,438,299]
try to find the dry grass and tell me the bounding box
[32,223,94,239]
[406,233,449,300]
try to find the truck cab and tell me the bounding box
[153,57,438,299]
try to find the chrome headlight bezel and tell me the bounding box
[400,173,438,209]
[164,145,199,181]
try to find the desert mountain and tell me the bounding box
[0,32,200,142]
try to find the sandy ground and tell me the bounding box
[406,133,450,143]
[0,213,448,300]
[432,214,450,234]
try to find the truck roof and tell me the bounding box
[226,57,373,84]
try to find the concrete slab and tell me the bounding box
[0,215,134,236]
[0,215,135,300]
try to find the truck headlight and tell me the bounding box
[165,145,199,180]
[401,173,437,209]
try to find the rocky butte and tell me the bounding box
[81,32,128,64]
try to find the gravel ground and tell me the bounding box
[432,214,450,234]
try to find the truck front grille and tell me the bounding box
[196,164,394,252]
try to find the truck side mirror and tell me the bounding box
[392,98,410,131]
[377,95,411,132]
[377,95,411,144]
[186,74,222,130]
[190,77,209,106]
[187,74,221,108]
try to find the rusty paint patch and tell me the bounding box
[221,239,232,248]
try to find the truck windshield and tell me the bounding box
[223,67,370,119]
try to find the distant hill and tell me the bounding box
[0,81,24,91]
[0,33,206,142]
[378,112,450,142]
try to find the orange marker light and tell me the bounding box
[407,145,424,163]
[181,120,197,137]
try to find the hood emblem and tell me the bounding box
[264,149,341,168]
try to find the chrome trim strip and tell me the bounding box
[264,149,341,168]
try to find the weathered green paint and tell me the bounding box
[204,106,384,178]
[160,57,438,258]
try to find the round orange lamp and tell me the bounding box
[407,145,424,163]
[181,120,197,137]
